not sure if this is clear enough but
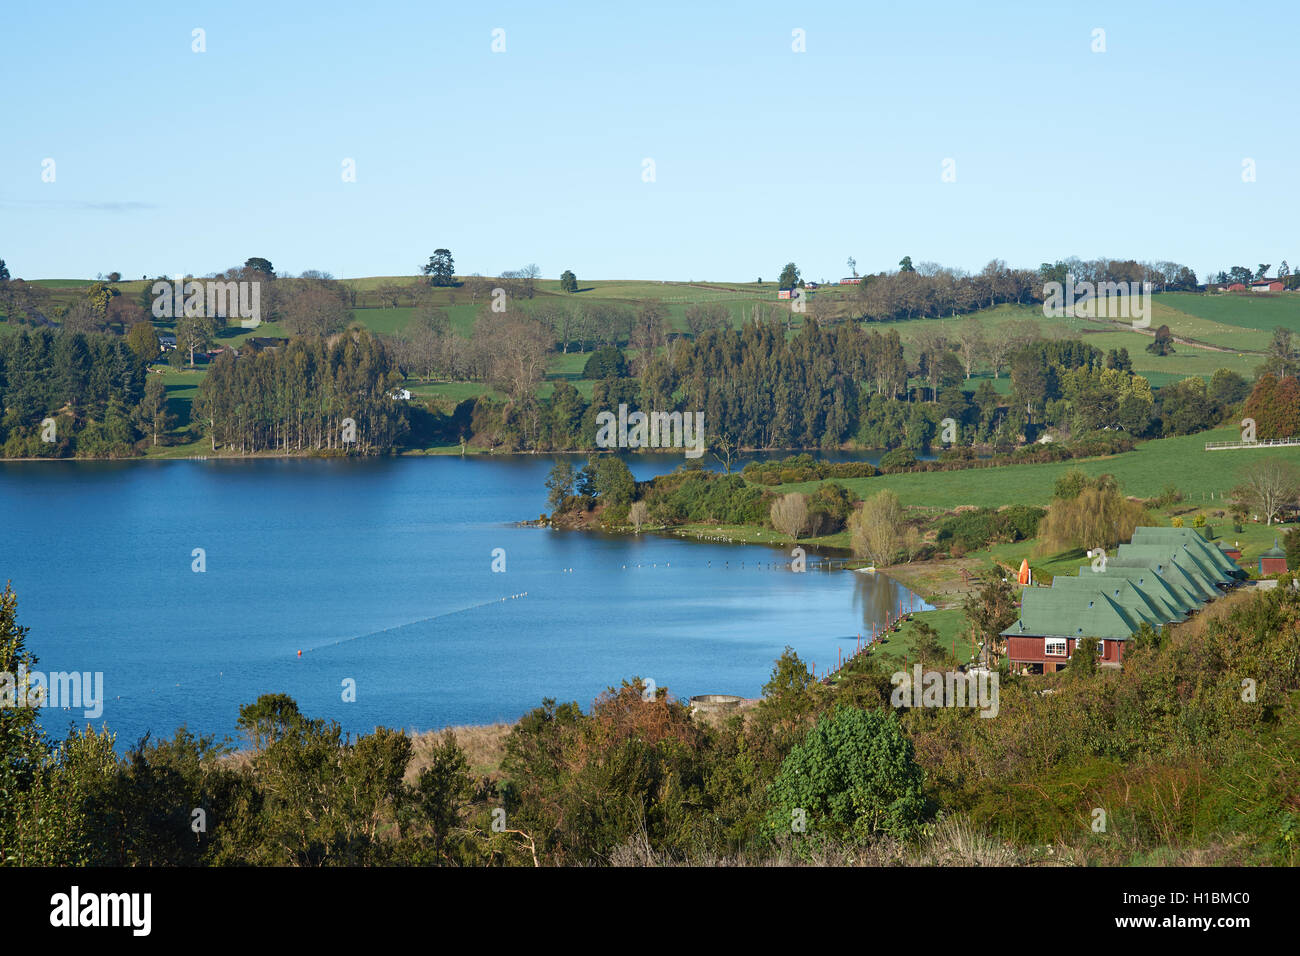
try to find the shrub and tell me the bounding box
[582,346,628,380]
[765,707,926,843]
[879,448,918,473]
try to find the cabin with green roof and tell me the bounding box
[1050,575,1177,627]
[1129,527,1243,580]
[1078,565,1199,618]
[1002,588,1135,672]
[1000,528,1245,674]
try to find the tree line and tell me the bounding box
[0,327,166,458]
[194,331,407,454]
[438,314,1252,454]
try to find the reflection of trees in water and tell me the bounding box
[852,571,929,634]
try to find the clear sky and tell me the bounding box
[3,1,1297,282]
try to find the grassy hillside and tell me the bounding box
[775,426,1300,509]
[6,277,1298,421]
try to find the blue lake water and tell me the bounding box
[0,454,929,748]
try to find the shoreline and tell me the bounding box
[0,443,882,464]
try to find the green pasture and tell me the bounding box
[775,427,1300,509]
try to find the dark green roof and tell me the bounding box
[1262,539,1287,559]
[1052,574,1180,625]
[1078,566,1197,617]
[1000,588,1138,640]
[1002,530,1244,649]
[1108,547,1222,602]
[1131,527,1240,578]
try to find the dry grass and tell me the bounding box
[608,818,1041,867]
[405,723,513,783]
[607,815,1260,867]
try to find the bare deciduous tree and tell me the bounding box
[849,489,905,566]
[1233,457,1300,525]
[770,492,809,541]
[955,316,985,380]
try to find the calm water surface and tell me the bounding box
[0,454,929,747]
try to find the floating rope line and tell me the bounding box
[88,594,534,709]
[300,592,530,654]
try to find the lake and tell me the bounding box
[0,453,930,748]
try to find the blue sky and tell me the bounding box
[3,1,1297,282]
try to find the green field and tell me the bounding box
[1159,291,1300,337]
[776,426,1300,509]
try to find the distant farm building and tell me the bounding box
[241,336,289,353]
[1226,283,1248,292]
[1250,278,1285,292]
[390,387,413,401]
[1260,540,1289,575]
[777,289,792,299]
[1001,526,1245,674]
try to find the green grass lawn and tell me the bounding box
[1160,291,1300,337]
[157,367,204,427]
[407,381,505,403]
[774,426,1300,509]
[869,299,1268,386]
[865,607,976,670]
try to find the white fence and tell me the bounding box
[1205,438,1300,451]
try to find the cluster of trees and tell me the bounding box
[1035,470,1150,554]
[1242,374,1300,439]
[0,273,152,335]
[13,566,1299,865]
[1209,262,1298,286]
[933,505,1045,557]
[194,331,407,454]
[1003,339,1248,440]
[452,310,1255,455]
[741,454,879,485]
[0,327,164,457]
[831,257,1198,324]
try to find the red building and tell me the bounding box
[1260,540,1288,575]
[1005,634,1125,673]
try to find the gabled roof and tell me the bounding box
[1051,574,1179,625]
[1000,588,1138,640]
[1130,527,1240,579]
[1108,547,1223,602]
[1001,527,1245,648]
[1078,566,1197,617]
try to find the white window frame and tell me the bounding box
[1045,638,1067,657]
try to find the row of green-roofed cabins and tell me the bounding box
[1002,526,1246,674]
